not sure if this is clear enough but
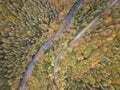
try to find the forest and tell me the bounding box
[0,0,120,90]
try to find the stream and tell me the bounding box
[19,0,84,90]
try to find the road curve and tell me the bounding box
[53,0,118,89]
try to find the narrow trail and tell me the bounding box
[19,0,83,90]
[53,0,119,89]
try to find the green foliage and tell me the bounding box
[0,0,58,89]
[0,0,120,90]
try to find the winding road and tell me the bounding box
[53,0,119,89]
[19,0,118,89]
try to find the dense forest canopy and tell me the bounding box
[0,0,120,90]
